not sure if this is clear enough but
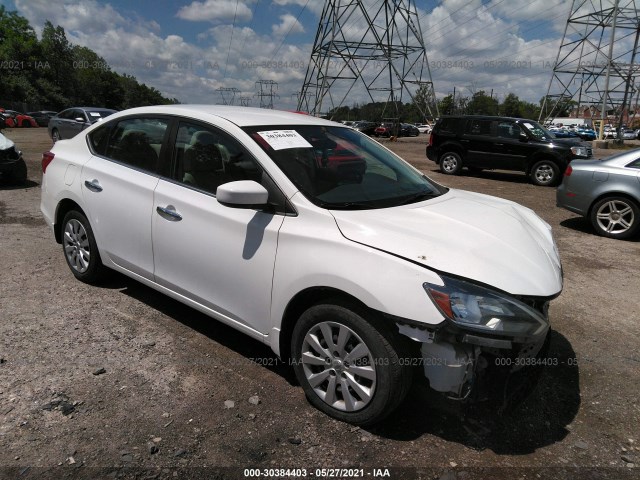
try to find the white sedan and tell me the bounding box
[41,105,562,425]
[416,124,432,134]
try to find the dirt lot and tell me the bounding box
[0,127,639,480]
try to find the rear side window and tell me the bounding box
[95,117,169,174]
[465,119,492,136]
[437,118,458,133]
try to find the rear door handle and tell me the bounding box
[156,205,183,221]
[84,180,103,192]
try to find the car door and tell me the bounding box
[491,120,530,171]
[152,120,285,335]
[462,119,495,166]
[81,116,171,279]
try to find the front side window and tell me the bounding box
[173,122,264,195]
[497,121,522,139]
[98,117,169,173]
[244,125,447,209]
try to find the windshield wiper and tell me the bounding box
[318,201,374,210]
[397,191,438,205]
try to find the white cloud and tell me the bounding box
[272,13,305,37]
[176,0,254,23]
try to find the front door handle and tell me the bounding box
[84,180,103,192]
[156,205,183,221]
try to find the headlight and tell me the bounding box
[570,146,587,157]
[424,275,549,339]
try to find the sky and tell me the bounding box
[0,0,605,111]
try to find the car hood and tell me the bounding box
[330,189,563,297]
[552,137,585,147]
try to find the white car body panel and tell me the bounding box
[331,189,562,297]
[81,156,159,279]
[152,179,284,334]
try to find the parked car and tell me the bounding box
[622,129,638,140]
[352,121,376,136]
[48,107,117,141]
[0,132,27,184]
[426,115,593,186]
[416,124,432,134]
[27,110,58,127]
[557,149,640,239]
[400,123,419,137]
[374,123,396,137]
[548,128,579,139]
[41,105,562,425]
[575,128,596,141]
[0,109,38,128]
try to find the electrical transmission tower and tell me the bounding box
[540,0,640,139]
[217,87,240,105]
[255,80,279,109]
[297,0,437,119]
[239,96,251,107]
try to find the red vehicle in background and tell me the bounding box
[0,108,39,128]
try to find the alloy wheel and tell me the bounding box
[301,321,377,412]
[64,219,91,273]
[595,199,635,235]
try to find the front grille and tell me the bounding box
[586,146,593,157]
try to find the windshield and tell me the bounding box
[520,120,555,141]
[244,125,447,209]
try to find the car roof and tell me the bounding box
[104,105,339,128]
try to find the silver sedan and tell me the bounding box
[557,149,640,239]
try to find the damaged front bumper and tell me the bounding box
[396,301,552,403]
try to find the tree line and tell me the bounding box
[0,6,177,112]
[327,89,564,124]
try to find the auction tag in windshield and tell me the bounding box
[257,130,312,150]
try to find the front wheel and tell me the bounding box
[530,160,559,186]
[291,303,412,426]
[590,196,639,239]
[439,152,463,175]
[51,129,60,142]
[61,210,106,283]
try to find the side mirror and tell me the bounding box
[75,117,85,122]
[216,180,269,208]
[519,133,529,142]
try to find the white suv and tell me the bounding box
[41,106,563,425]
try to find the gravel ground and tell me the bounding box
[0,127,639,480]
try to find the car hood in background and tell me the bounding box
[330,189,563,297]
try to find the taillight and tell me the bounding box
[564,165,573,177]
[42,151,55,173]
[428,132,434,146]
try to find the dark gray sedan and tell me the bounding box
[557,149,640,239]
[48,107,117,142]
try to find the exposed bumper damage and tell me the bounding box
[397,320,549,403]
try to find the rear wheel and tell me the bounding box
[291,303,412,426]
[21,120,31,128]
[590,196,639,239]
[530,160,559,186]
[61,210,105,283]
[439,152,463,175]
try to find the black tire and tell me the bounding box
[530,160,560,186]
[51,129,60,142]
[589,196,640,239]
[291,303,412,426]
[7,158,27,185]
[439,151,463,175]
[61,210,106,283]
[21,120,31,128]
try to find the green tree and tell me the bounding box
[501,93,521,117]
[467,90,498,115]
